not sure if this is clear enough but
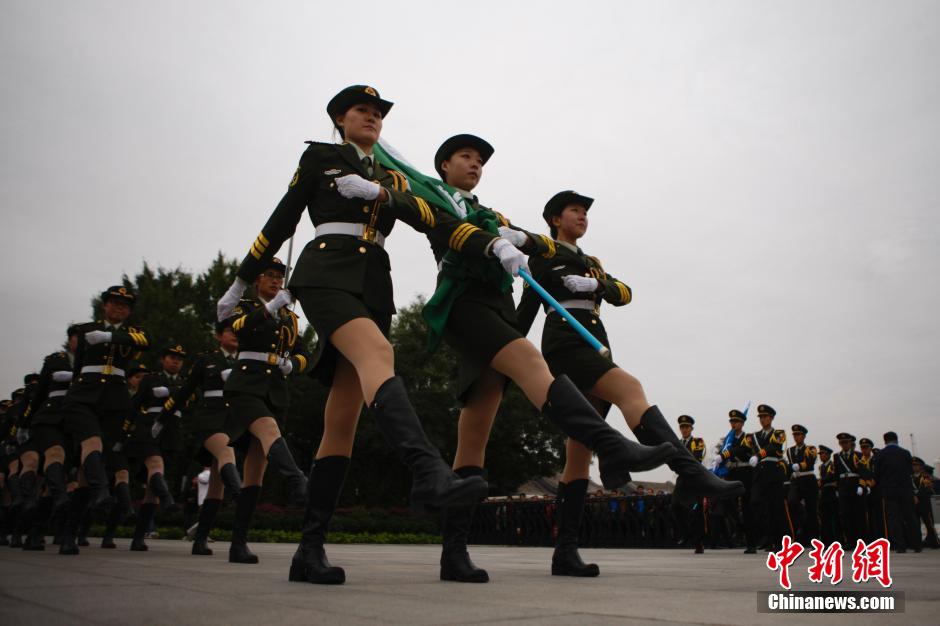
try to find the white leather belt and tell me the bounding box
[761,457,781,463]
[203,390,224,398]
[315,222,385,248]
[727,461,750,469]
[238,351,281,365]
[548,299,596,313]
[146,406,181,417]
[48,390,67,398]
[792,471,815,478]
[81,365,125,377]
[839,472,859,478]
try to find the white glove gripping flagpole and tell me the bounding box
[518,268,610,358]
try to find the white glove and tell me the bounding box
[748,456,759,467]
[563,275,599,293]
[220,369,231,382]
[497,226,528,248]
[85,330,112,345]
[492,238,529,277]
[708,457,720,471]
[792,463,800,472]
[335,174,380,200]
[278,357,293,376]
[52,370,73,382]
[112,440,124,453]
[217,277,248,322]
[265,289,293,317]
[856,486,864,496]
[16,428,28,445]
[152,386,170,398]
[151,421,164,439]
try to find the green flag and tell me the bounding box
[373,140,512,352]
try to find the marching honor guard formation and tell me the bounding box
[0,85,936,587]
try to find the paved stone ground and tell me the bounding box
[0,540,937,625]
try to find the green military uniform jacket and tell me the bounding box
[224,299,309,410]
[517,240,631,350]
[743,428,787,472]
[164,349,235,434]
[24,350,73,427]
[66,321,150,411]
[428,198,555,320]
[786,444,818,479]
[129,370,187,451]
[235,141,500,314]
[682,436,706,462]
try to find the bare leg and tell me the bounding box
[247,417,282,457]
[42,446,66,471]
[317,356,363,459]
[204,433,236,467]
[79,436,103,464]
[329,317,395,404]
[489,338,553,407]
[589,367,650,429]
[144,455,165,481]
[242,437,268,488]
[452,368,505,470]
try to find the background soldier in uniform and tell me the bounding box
[60,285,150,555]
[859,437,885,540]
[912,456,940,549]
[834,432,870,547]
[785,424,818,543]
[742,404,793,552]
[817,444,841,546]
[675,415,707,554]
[716,409,755,550]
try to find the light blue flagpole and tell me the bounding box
[518,268,610,358]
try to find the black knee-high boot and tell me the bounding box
[0,505,10,545]
[192,498,222,556]
[77,493,93,546]
[43,462,69,511]
[289,456,349,584]
[147,473,177,512]
[266,438,307,506]
[440,466,489,583]
[131,503,157,551]
[101,483,130,549]
[81,451,112,508]
[370,377,488,512]
[23,496,51,551]
[59,489,90,555]
[632,406,744,503]
[552,480,599,577]
[229,486,260,564]
[542,376,676,489]
[6,474,23,548]
[219,463,242,500]
[15,470,38,511]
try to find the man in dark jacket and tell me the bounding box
[873,431,920,553]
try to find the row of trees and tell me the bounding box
[105,254,566,506]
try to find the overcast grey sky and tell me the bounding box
[2,1,937,483]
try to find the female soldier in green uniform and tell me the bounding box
[220,257,310,564]
[422,137,683,584]
[516,191,745,575]
[121,344,187,551]
[216,85,527,584]
[160,306,244,556]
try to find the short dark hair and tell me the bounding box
[883,431,898,444]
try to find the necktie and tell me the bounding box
[362,156,373,177]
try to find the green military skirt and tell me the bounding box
[224,392,287,444]
[189,406,230,466]
[30,423,69,455]
[541,309,616,417]
[442,285,524,404]
[293,286,393,386]
[62,403,129,471]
